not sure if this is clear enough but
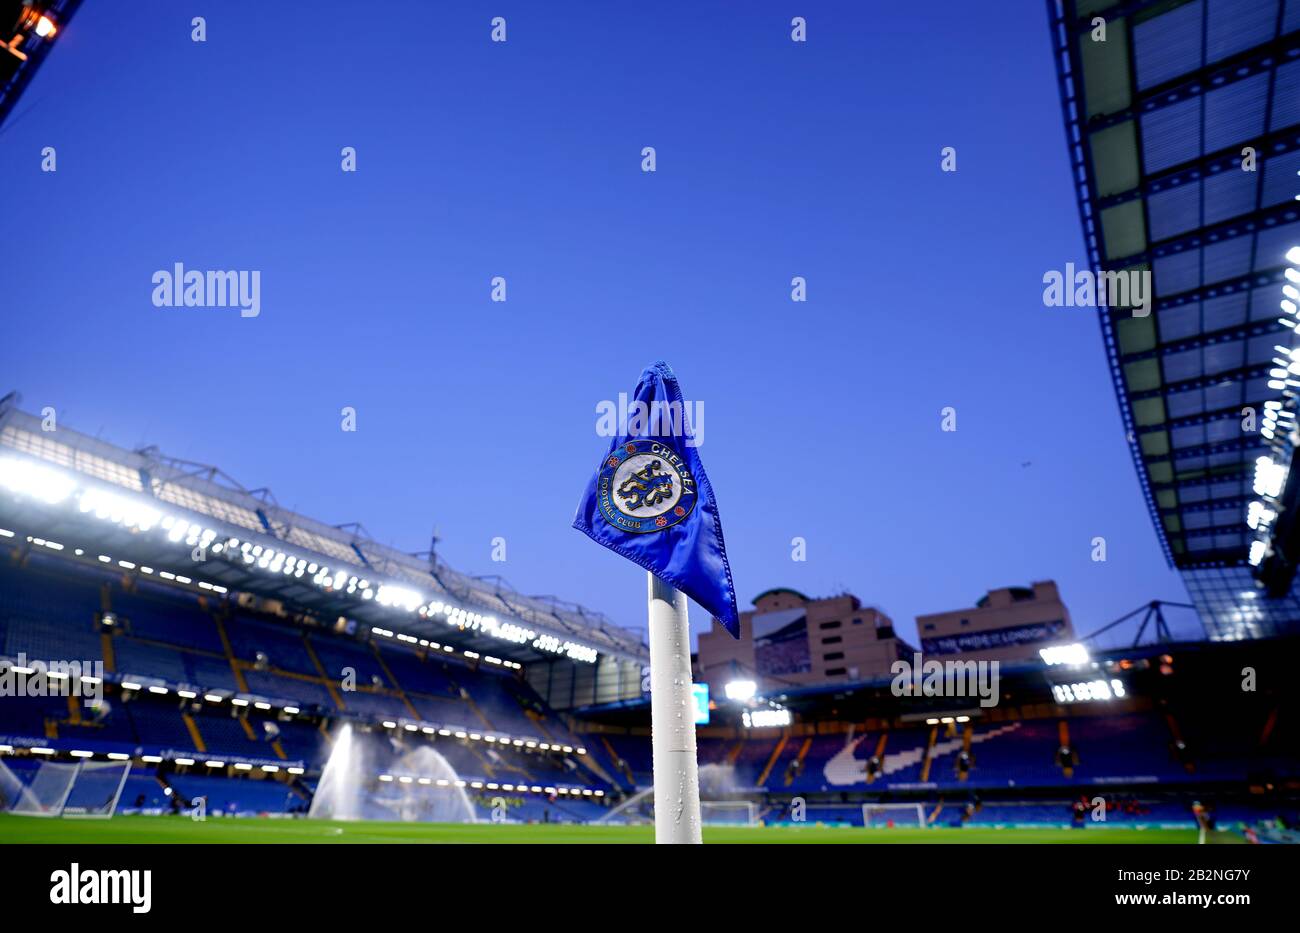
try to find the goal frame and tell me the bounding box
[699,800,759,826]
[3,759,131,819]
[862,802,928,829]
[60,761,133,820]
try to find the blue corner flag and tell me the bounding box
[573,361,740,637]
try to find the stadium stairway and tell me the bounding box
[368,641,422,719]
[1057,720,1075,778]
[786,736,813,786]
[926,801,944,825]
[534,724,618,789]
[918,724,939,782]
[1162,712,1195,774]
[317,720,334,754]
[63,694,81,727]
[1260,707,1278,751]
[865,732,888,784]
[458,686,500,733]
[99,630,115,673]
[181,711,207,753]
[237,714,286,760]
[527,711,556,742]
[301,634,346,711]
[210,608,251,694]
[571,750,619,792]
[599,736,637,789]
[761,733,801,788]
[755,733,788,786]
[462,741,502,780]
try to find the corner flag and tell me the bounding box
[573,361,740,636]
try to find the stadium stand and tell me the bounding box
[0,553,612,821]
[1,427,1295,830]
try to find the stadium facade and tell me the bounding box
[1048,0,1300,638]
[695,588,912,696]
[696,581,1077,696]
[917,582,1077,663]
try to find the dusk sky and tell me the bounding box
[0,0,1188,648]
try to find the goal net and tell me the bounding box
[61,761,132,819]
[862,802,927,829]
[700,801,758,826]
[0,759,130,818]
[596,791,759,827]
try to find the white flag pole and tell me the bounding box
[646,570,703,844]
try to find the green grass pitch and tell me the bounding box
[0,814,1199,844]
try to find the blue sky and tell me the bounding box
[0,1,1187,648]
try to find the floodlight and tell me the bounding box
[0,457,75,504]
[1038,643,1090,666]
[725,679,757,701]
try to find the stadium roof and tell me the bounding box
[0,1,81,129]
[1049,0,1300,569]
[0,394,650,665]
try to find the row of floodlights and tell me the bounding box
[0,745,305,774]
[4,662,564,757]
[2,527,230,594]
[117,680,301,715]
[378,719,585,755]
[1250,243,1300,565]
[419,601,599,664]
[377,774,603,797]
[369,626,523,669]
[119,679,569,754]
[0,456,600,663]
[0,665,300,714]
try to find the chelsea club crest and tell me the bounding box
[596,440,697,533]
